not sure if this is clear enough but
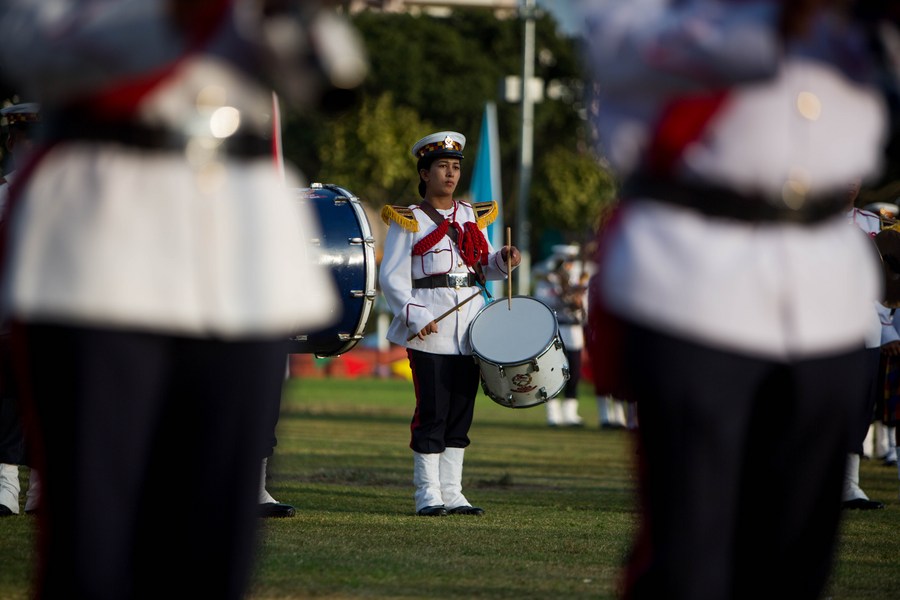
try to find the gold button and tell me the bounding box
[797,92,821,121]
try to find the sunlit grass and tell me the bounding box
[2,376,899,599]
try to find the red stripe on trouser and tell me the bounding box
[407,349,422,448]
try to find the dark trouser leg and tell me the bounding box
[563,349,582,399]
[621,324,862,600]
[407,350,479,453]
[16,323,286,600]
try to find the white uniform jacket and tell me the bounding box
[581,1,888,360]
[379,200,512,355]
[0,1,337,339]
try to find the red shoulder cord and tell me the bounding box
[458,221,489,266]
[412,219,448,256]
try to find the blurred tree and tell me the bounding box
[281,8,603,257]
[315,93,432,206]
[532,144,617,247]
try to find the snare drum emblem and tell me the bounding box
[511,373,536,393]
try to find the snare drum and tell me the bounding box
[469,296,570,408]
[288,183,376,356]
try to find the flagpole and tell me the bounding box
[515,0,536,296]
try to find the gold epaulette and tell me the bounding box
[473,201,498,230]
[381,204,419,232]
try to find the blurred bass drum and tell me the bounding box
[289,183,376,356]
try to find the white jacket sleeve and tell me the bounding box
[378,221,436,336]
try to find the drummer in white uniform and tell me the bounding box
[379,131,520,517]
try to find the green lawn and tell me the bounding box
[2,376,900,599]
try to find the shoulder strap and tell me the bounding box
[419,201,486,286]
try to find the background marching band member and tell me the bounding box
[844,193,888,510]
[0,1,348,597]
[579,1,895,597]
[0,102,42,518]
[379,131,520,517]
[533,244,587,427]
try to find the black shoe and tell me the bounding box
[416,505,447,517]
[842,498,885,510]
[447,505,485,516]
[0,505,14,517]
[259,502,296,518]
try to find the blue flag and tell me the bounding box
[468,102,504,298]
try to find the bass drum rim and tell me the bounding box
[288,182,376,357]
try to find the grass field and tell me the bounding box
[2,376,900,599]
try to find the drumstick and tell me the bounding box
[506,226,512,310]
[406,290,483,342]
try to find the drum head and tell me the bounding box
[470,296,558,364]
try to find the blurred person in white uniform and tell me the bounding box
[0,1,365,597]
[845,197,888,510]
[579,1,897,597]
[0,102,42,517]
[533,244,587,427]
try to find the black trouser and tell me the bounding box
[0,333,26,465]
[620,323,865,600]
[849,348,881,455]
[407,349,480,454]
[563,348,582,399]
[14,322,287,600]
[0,398,25,465]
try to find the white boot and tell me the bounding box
[0,464,20,515]
[259,458,277,504]
[884,427,897,465]
[545,398,563,427]
[843,453,884,509]
[597,396,613,428]
[597,396,625,429]
[439,447,483,515]
[562,398,584,427]
[610,398,627,428]
[413,452,445,515]
[842,453,868,501]
[258,458,295,518]
[863,423,876,459]
[24,468,40,514]
[873,422,893,461]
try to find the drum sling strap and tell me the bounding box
[418,201,490,294]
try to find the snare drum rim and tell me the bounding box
[468,295,560,364]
